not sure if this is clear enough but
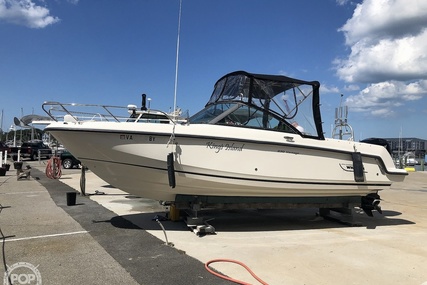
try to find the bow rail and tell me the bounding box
[42,101,183,124]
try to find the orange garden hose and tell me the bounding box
[45,157,62,179]
[205,259,269,285]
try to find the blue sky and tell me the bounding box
[1,0,426,140]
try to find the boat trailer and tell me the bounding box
[170,193,383,235]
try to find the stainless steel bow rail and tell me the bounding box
[42,101,130,122]
[42,101,180,124]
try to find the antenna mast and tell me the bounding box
[173,0,182,119]
[332,94,354,141]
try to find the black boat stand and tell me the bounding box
[318,207,363,227]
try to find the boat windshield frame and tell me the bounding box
[189,71,324,139]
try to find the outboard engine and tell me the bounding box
[361,193,382,217]
[360,138,392,154]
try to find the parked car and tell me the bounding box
[60,150,81,169]
[10,140,52,161]
[0,142,10,154]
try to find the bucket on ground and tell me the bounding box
[66,192,77,206]
[14,161,23,170]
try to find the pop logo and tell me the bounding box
[3,262,42,285]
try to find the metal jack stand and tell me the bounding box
[318,207,362,227]
[17,165,31,181]
[185,202,215,236]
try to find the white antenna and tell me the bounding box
[173,0,182,119]
[332,94,354,140]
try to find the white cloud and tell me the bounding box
[345,80,427,116]
[0,0,60,28]
[336,29,427,83]
[320,84,340,94]
[336,0,349,6]
[335,0,427,118]
[371,108,394,117]
[336,0,427,83]
[344,84,360,91]
[339,0,427,46]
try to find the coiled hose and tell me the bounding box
[45,157,62,179]
[205,259,268,285]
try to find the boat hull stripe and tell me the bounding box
[82,157,392,187]
[46,128,407,177]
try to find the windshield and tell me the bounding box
[189,72,320,137]
[190,103,302,134]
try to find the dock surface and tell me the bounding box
[1,161,426,285]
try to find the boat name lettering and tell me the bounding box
[278,149,299,155]
[206,142,244,153]
[120,134,133,140]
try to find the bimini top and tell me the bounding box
[190,71,325,140]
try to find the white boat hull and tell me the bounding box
[46,121,406,202]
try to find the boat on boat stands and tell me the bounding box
[43,71,407,216]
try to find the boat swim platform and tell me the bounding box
[1,160,427,285]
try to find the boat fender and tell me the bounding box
[167,153,176,188]
[352,152,365,182]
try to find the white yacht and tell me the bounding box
[43,71,407,215]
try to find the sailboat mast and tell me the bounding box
[0,109,3,131]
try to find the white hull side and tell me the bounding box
[46,121,406,202]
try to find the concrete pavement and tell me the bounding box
[0,161,231,285]
[1,159,427,284]
[57,166,427,285]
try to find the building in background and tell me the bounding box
[383,137,426,167]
